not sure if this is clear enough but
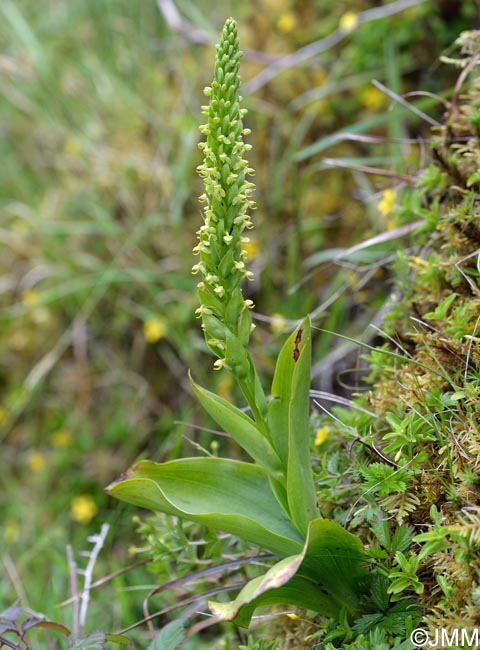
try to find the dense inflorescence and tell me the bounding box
[194,18,256,371]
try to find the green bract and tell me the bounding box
[107,18,370,629]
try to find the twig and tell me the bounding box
[321,157,419,184]
[371,79,441,127]
[348,436,398,468]
[244,0,429,93]
[156,0,209,44]
[333,220,426,261]
[78,523,110,634]
[155,0,277,64]
[58,558,149,607]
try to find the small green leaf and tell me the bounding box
[423,293,457,320]
[68,632,107,649]
[190,373,281,475]
[106,458,303,556]
[148,619,187,650]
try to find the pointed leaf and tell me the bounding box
[147,619,187,650]
[68,631,107,649]
[190,373,281,475]
[107,458,303,556]
[268,317,318,534]
[22,617,70,636]
[209,518,369,626]
[0,606,22,622]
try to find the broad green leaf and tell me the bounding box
[106,458,304,556]
[190,373,282,476]
[210,566,339,627]
[209,518,369,626]
[268,316,318,534]
[299,519,369,612]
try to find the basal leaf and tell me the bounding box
[209,518,369,626]
[300,518,369,614]
[106,458,304,556]
[190,373,282,476]
[209,564,339,628]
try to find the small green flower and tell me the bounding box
[195,18,256,370]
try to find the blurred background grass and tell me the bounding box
[0,0,477,646]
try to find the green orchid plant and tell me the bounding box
[107,18,369,628]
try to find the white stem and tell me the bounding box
[79,523,109,634]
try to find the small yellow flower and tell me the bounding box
[242,237,261,260]
[408,256,429,270]
[378,189,397,218]
[277,11,297,34]
[51,429,72,448]
[28,451,46,472]
[270,313,289,334]
[22,289,40,307]
[70,495,98,524]
[361,86,387,110]
[286,612,300,620]
[339,11,359,33]
[314,426,330,446]
[4,520,20,545]
[64,137,82,157]
[143,317,167,343]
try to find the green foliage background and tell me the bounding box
[0,0,478,647]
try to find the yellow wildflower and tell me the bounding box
[361,86,387,110]
[314,426,330,446]
[339,11,359,33]
[64,137,82,157]
[143,317,167,343]
[28,451,46,472]
[4,520,20,545]
[277,11,297,33]
[22,289,40,307]
[70,495,98,524]
[51,429,72,448]
[286,612,300,620]
[378,189,396,218]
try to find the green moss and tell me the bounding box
[284,31,480,648]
